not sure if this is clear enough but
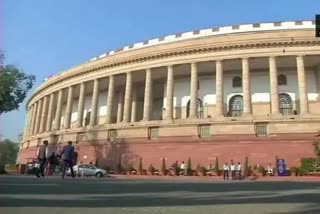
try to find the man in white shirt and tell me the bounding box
[236,162,242,180]
[223,162,230,180]
[180,161,186,176]
[230,160,236,180]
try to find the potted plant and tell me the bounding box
[199,166,207,176]
[128,165,137,175]
[214,157,220,176]
[289,166,299,176]
[257,165,266,177]
[148,164,156,175]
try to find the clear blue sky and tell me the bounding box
[1,0,318,141]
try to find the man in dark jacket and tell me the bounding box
[36,140,49,178]
[60,141,75,179]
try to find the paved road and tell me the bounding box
[1,175,320,214]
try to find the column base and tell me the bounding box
[241,113,254,120]
[214,115,226,121]
[269,113,283,119]
[299,113,320,119]
[162,119,174,124]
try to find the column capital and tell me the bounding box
[296,55,305,60]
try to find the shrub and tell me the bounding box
[186,157,192,176]
[128,165,136,172]
[313,140,320,157]
[138,158,143,175]
[285,169,292,176]
[117,157,123,173]
[290,166,300,176]
[148,164,156,175]
[257,165,266,175]
[244,156,249,176]
[214,157,220,173]
[199,166,207,175]
[300,158,317,175]
[161,158,167,175]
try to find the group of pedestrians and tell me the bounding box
[223,160,242,180]
[36,140,76,179]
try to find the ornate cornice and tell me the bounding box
[27,39,320,107]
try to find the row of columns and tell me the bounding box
[24,55,311,138]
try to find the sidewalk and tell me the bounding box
[110,174,320,181]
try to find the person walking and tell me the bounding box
[60,141,76,179]
[236,162,242,180]
[230,160,236,180]
[36,140,49,178]
[223,162,230,180]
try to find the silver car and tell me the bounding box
[68,164,107,177]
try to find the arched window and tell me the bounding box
[229,95,243,117]
[278,74,287,85]
[186,98,204,118]
[232,76,242,88]
[279,93,292,115]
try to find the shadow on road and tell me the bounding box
[1,176,320,214]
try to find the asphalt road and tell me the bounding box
[1,175,320,214]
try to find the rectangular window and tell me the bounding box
[255,123,268,136]
[149,127,159,140]
[108,129,118,141]
[199,125,211,138]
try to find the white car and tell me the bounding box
[67,164,107,177]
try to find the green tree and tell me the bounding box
[0,139,19,165]
[0,50,36,114]
[214,157,220,173]
[244,156,249,176]
[138,157,143,175]
[161,157,167,175]
[186,157,192,176]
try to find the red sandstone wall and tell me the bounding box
[18,139,316,169]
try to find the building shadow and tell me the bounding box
[1,177,320,211]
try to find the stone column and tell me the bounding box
[131,87,137,123]
[28,104,35,136]
[242,58,252,115]
[317,65,320,97]
[76,82,85,128]
[54,89,63,130]
[34,99,43,134]
[117,91,124,123]
[296,55,309,114]
[106,76,115,124]
[189,63,198,118]
[23,108,31,139]
[89,79,99,126]
[143,69,152,121]
[123,72,132,123]
[165,65,174,120]
[64,86,74,129]
[215,60,224,117]
[39,96,48,133]
[32,102,39,135]
[269,56,280,115]
[46,93,55,132]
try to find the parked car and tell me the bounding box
[67,164,107,177]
